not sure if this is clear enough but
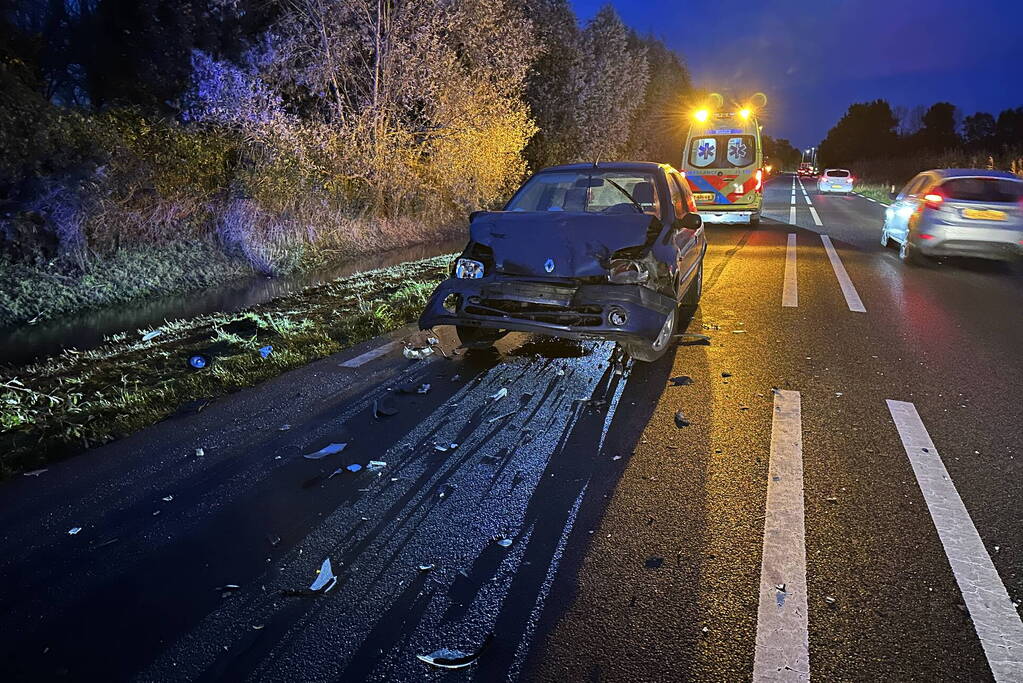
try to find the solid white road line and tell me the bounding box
[754,390,809,682]
[782,234,798,307]
[338,341,397,368]
[886,400,1023,681]
[819,235,865,312]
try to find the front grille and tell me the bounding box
[464,298,603,326]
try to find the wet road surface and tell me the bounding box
[1,173,1021,681]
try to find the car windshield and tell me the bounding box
[826,170,850,178]
[689,135,756,169]
[939,177,1023,203]
[505,171,661,216]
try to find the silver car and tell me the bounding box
[817,168,853,194]
[881,169,1023,265]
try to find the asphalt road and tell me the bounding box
[1,172,1021,681]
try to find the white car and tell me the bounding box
[818,169,853,194]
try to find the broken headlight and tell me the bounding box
[607,259,649,285]
[454,258,485,279]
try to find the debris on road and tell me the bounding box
[417,634,494,670]
[68,527,82,535]
[309,558,338,593]
[721,372,732,378]
[434,444,449,453]
[825,595,837,606]
[366,460,387,471]
[488,411,517,423]
[417,383,431,394]
[162,495,173,502]
[495,537,513,548]
[438,483,457,499]
[674,411,690,428]
[732,330,747,335]
[23,468,48,477]
[345,463,363,473]
[267,535,282,547]
[142,330,162,342]
[188,354,210,370]
[612,455,622,461]
[194,447,205,457]
[669,376,693,386]
[491,387,509,402]
[303,443,348,460]
[645,556,664,569]
[373,398,399,418]
[258,345,273,359]
[417,563,436,572]
[278,424,291,431]
[678,334,712,346]
[403,346,434,360]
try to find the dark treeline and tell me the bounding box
[818,99,1023,183]
[0,0,696,293]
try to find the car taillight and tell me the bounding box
[753,169,763,192]
[923,193,944,209]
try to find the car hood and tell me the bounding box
[469,211,660,278]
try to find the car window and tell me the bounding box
[939,177,1023,203]
[667,174,686,218]
[826,170,850,178]
[674,174,698,213]
[899,174,927,199]
[505,171,661,217]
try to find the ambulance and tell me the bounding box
[682,105,764,225]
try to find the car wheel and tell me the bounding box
[455,325,507,349]
[749,214,760,227]
[622,307,676,363]
[680,260,703,308]
[899,238,928,266]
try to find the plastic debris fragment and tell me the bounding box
[491,388,508,401]
[674,411,690,428]
[188,354,209,370]
[496,537,513,548]
[303,443,347,460]
[142,330,162,342]
[824,596,837,605]
[309,558,337,593]
[417,383,431,394]
[366,461,387,471]
[416,634,493,670]
[403,346,434,360]
[434,444,449,453]
[417,564,436,572]
[345,463,363,472]
[68,527,82,535]
[259,345,273,359]
[373,398,399,418]
[669,376,693,386]
[23,468,48,477]
[162,495,173,502]
[279,424,291,431]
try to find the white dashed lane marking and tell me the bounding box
[886,400,1023,681]
[820,235,865,312]
[782,234,798,308]
[338,341,397,368]
[753,389,809,682]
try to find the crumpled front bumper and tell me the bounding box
[419,276,677,344]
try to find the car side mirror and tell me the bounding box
[676,213,702,231]
[888,191,898,201]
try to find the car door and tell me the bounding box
[889,174,929,241]
[668,171,703,287]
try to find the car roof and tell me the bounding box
[931,168,1021,180]
[539,161,671,174]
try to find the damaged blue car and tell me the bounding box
[419,162,706,362]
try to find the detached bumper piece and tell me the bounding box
[702,210,758,224]
[419,277,676,344]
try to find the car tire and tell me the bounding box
[680,260,703,309]
[749,214,760,227]
[899,238,928,266]
[622,306,677,363]
[455,325,507,349]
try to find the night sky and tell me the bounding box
[571,0,1023,149]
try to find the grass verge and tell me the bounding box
[853,183,894,204]
[0,254,454,478]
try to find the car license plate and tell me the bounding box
[831,184,843,189]
[962,208,1006,221]
[693,193,716,203]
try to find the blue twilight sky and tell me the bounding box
[570,0,1023,149]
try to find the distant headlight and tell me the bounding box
[607,259,649,285]
[454,258,485,279]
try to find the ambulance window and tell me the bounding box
[726,136,755,167]
[689,137,717,168]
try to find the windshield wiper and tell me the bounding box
[603,178,645,214]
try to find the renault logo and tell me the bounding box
[544,258,555,273]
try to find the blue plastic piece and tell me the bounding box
[189,355,208,369]
[259,345,273,359]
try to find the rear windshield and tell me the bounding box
[825,170,850,178]
[939,177,1023,203]
[689,135,756,169]
[505,171,661,216]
